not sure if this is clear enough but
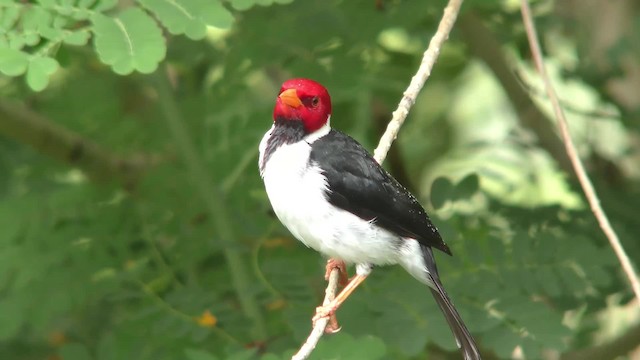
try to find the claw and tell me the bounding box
[325,259,349,287]
[312,305,341,334]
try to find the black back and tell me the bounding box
[309,130,451,255]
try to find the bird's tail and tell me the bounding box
[423,247,481,360]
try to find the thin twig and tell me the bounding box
[291,270,340,360]
[373,0,464,164]
[520,0,640,304]
[291,1,465,359]
[0,100,150,186]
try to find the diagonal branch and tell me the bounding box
[458,13,572,174]
[0,100,149,187]
[291,0,465,358]
[291,270,340,360]
[373,0,464,164]
[520,0,640,304]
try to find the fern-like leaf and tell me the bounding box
[91,8,166,75]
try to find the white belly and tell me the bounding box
[260,139,399,266]
[259,127,432,285]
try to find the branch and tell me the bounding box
[520,0,640,304]
[292,0,465,358]
[458,13,573,174]
[373,0,464,164]
[291,270,340,360]
[0,100,148,187]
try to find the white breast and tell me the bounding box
[259,126,399,267]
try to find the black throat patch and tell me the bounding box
[261,118,306,173]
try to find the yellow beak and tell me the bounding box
[278,88,303,108]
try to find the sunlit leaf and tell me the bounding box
[430,176,454,209]
[0,48,28,75]
[26,56,59,91]
[91,8,166,75]
[140,0,234,40]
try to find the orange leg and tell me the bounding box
[325,258,349,287]
[322,258,348,333]
[312,274,369,333]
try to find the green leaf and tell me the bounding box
[26,56,59,91]
[59,343,93,360]
[430,176,454,209]
[0,48,28,75]
[63,30,91,46]
[198,0,234,29]
[140,0,234,40]
[454,173,479,200]
[21,6,51,43]
[0,4,19,31]
[95,0,118,12]
[229,0,255,11]
[91,8,166,75]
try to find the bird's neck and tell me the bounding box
[260,117,331,174]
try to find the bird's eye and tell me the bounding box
[311,97,319,107]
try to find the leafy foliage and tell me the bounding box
[0,0,233,88]
[1,0,639,360]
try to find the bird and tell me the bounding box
[258,78,481,360]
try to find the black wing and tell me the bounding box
[309,130,451,255]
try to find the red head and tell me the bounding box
[273,78,332,133]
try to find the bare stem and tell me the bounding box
[373,0,464,164]
[291,270,340,360]
[292,0,465,358]
[0,100,148,187]
[520,0,640,304]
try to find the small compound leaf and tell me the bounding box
[21,5,51,36]
[197,0,234,29]
[63,30,91,46]
[0,48,28,76]
[91,8,166,75]
[95,0,118,12]
[0,4,20,30]
[139,0,206,40]
[229,0,255,11]
[26,56,59,91]
[140,0,234,40]
[430,176,454,209]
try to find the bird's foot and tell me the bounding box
[312,304,341,334]
[325,258,349,287]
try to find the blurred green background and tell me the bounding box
[1,0,639,359]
